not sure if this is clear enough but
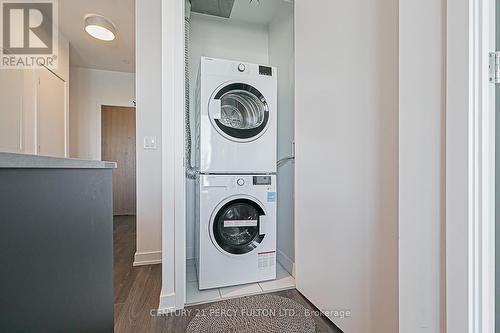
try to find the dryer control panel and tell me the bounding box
[259,65,273,76]
[253,176,272,185]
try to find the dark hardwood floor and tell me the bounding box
[113,216,342,333]
[113,216,162,332]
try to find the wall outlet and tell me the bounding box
[144,136,158,150]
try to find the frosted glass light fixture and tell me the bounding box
[85,15,116,41]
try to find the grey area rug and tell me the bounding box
[186,294,316,333]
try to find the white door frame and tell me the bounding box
[157,0,498,321]
[446,0,495,331]
[159,0,186,312]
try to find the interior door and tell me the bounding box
[101,105,137,216]
[37,69,66,157]
[294,1,398,332]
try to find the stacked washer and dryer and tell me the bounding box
[194,57,278,290]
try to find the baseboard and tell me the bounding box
[133,251,162,266]
[277,249,295,277]
[158,290,177,314]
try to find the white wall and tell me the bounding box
[185,14,270,259]
[268,3,295,274]
[69,21,162,268]
[189,13,270,78]
[70,6,161,268]
[69,67,135,160]
[295,0,398,332]
[135,0,163,266]
[399,0,446,331]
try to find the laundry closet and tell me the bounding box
[184,0,295,304]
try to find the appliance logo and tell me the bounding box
[1,0,58,69]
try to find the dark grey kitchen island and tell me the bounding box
[0,153,116,333]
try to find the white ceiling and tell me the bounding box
[58,0,135,73]
[229,0,287,26]
[191,0,289,26]
[58,0,291,73]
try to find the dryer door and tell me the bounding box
[209,83,270,142]
[210,198,266,255]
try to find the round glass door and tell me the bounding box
[210,83,270,142]
[211,198,265,255]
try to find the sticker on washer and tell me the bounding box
[224,220,258,228]
[267,192,276,202]
[258,251,276,269]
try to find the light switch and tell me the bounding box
[144,136,158,150]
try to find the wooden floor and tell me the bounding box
[113,216,342,333]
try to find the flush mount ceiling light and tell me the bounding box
[84,15,116,41]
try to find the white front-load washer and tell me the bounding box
[195,174,277,290]
[195,57,277,174]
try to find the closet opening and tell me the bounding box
[184,0,296,305]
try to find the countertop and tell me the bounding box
[0,152,117,169]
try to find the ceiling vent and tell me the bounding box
[190,0,235,18]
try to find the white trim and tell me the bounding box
[158,290,177,314]
[173,0,187,310]
[160,0,186,313]
[64,81,69,158]
[446,0,496,331]
[34,69,39,154]
[133,251,162,266]
[480,1,496,330]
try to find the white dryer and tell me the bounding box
[195,174,277,290]
[195,57,277,174]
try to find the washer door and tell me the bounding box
[209,83,270,142]
[211,198,266,255]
